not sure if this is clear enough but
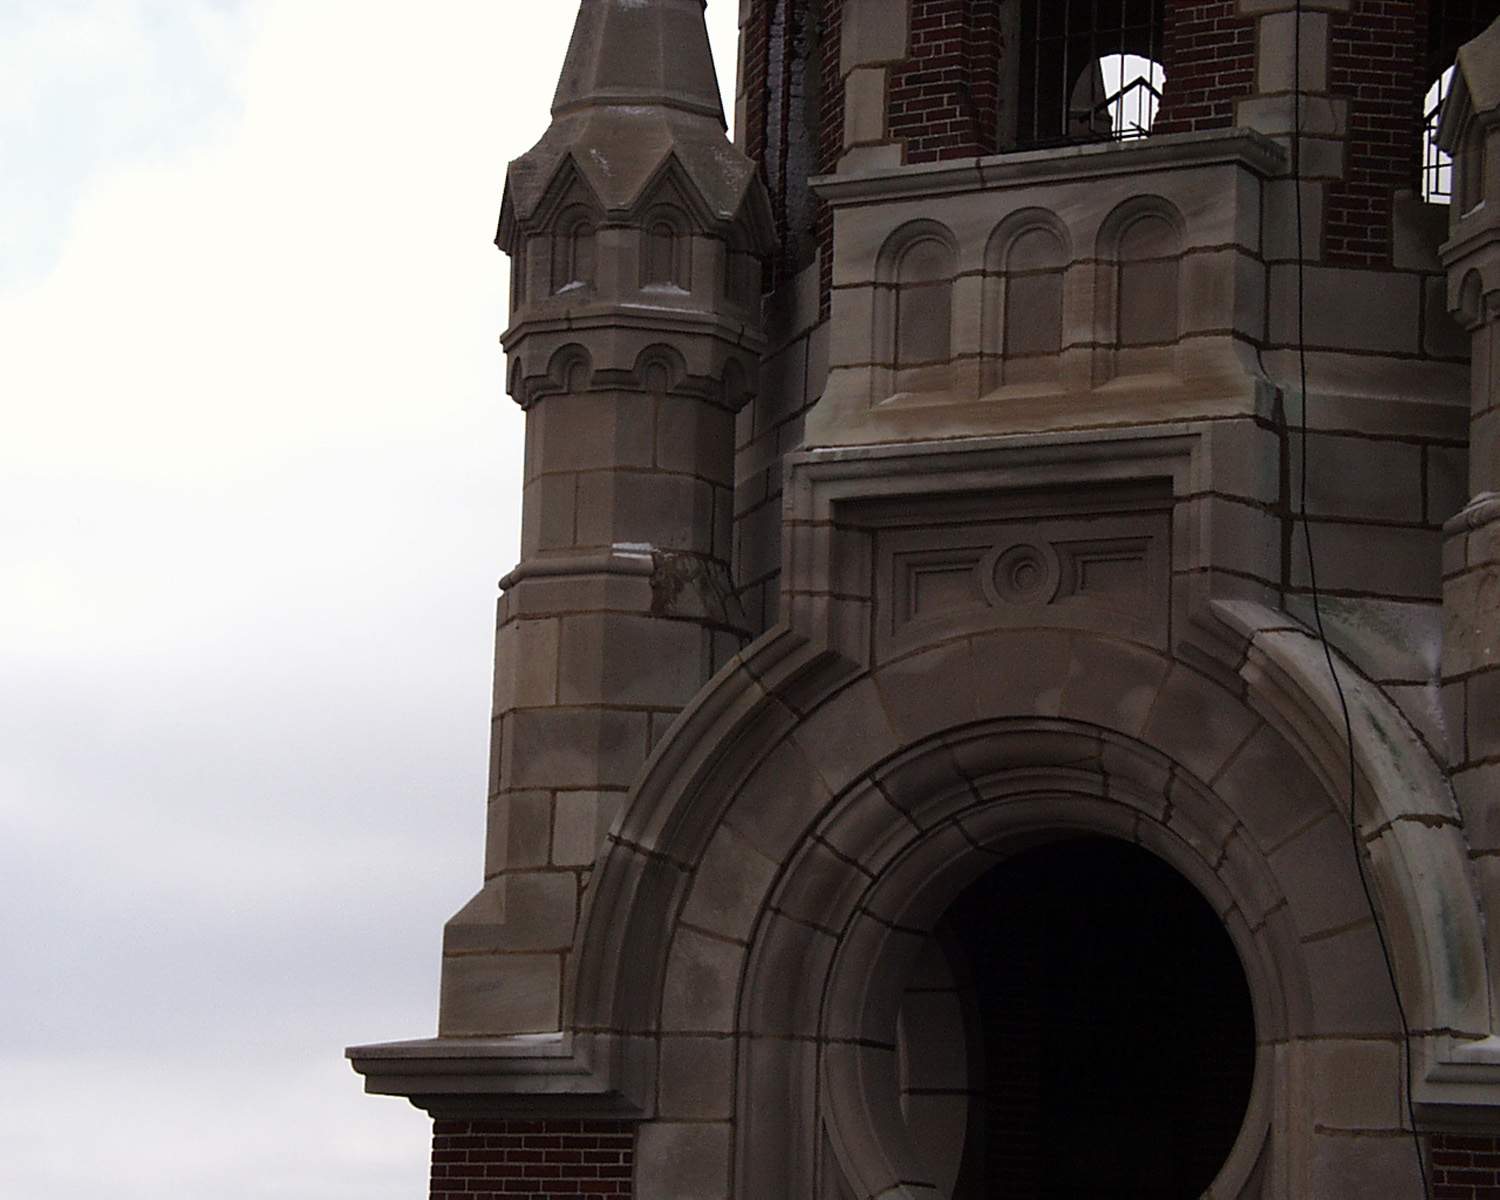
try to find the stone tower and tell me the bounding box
[353,2,1500,1196]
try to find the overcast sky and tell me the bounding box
[0,3,740,1196]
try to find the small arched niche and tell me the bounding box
[989,218,1069,389]
[551,206,596,294]
[886,228,957,395]
[895,836,1257,1198]
[1114,206,1183,352]
[641,207,691,291]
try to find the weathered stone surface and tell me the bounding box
[355,6,1500,1196]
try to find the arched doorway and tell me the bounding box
[899,837,1256,1198]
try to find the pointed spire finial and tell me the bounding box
[552,0,725,126]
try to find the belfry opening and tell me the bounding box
[899,837,1257,1198]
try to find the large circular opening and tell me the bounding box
[897,837,1256,1198]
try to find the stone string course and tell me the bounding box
[430,1120,634,1199]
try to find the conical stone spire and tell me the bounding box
[551,0,725,123]
[499,0,771,246]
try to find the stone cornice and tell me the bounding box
[810,129,1288,207]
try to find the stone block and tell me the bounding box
[899,990,970,1090]
[1425,275,1469,360]
[903,1094,971,1195]
[1059,637,1173,740]
[1307,1134,1423,1199]
[841,0,910,72]
[1290,433,1423,524]
[635,1121,732,1200]
[486,789,553,874]
[523,471,578,554]
[1453,763,1500,844]
[657,1036,734,1121]
[754,336,809,438]
[1290,522,1440,602]
[1470,668,1500,762]
[1262,179,1325,262]
[740,912,837,1038]
[789,677,902,798]
[533,392,654,473]
[656,396,735,481]
[552,789,623,867]
[557,612,708,709]
[1257,11,1329,94]
[1214,725,1329,851]
[1268,814,1371,939]
[504,706,649,791]
[1206,417,1281,504]
[1140,663,1259,783]
[723,735,831,863]
[971,628,1070,719]
[1239,94,1347,140]
[873,640,979,743]
[1301,923,1401,1035]
[511,616,561,709]
[820,783,916,881]
[774,838,867,933]
[1442,562,1500,676]
[575,469,715,554]
[844,67,888,146]
[1427,444,1468,526]
[682,823,779,942]
[660,928,745,1033]
[827,285,878,365]
[444,871,579,953]
[1268,266,1421,356]
[439,951,560,1036]
[1307,1039,1402,1129]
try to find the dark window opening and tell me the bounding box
[940,837,1256,1199]
[1016,0,1166,149]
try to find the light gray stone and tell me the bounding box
[438,952,560,1036]
[635,1121,732,1200]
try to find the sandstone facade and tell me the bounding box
[351,2,1500,1195]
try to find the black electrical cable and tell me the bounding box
[1290,3,1432,1194]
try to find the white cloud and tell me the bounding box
[0,2,744,1196]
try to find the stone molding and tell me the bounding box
[346,1033,652,1120]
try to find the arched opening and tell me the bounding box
[897,836,1256,1199]
[1016,0,1166,147]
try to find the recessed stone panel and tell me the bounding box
[866,484,1174,660]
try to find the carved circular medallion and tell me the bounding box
[982,541,1061,608]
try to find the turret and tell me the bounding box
[438,0,775,1039]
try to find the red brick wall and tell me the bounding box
[887,0,1003,163]
[1153,1,1256,135]
[1431,1132,1500,1199]
[1326,0,1425,266]
[430,1119,634,1199]
[819,0,844,316]
[743,1,772,171]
